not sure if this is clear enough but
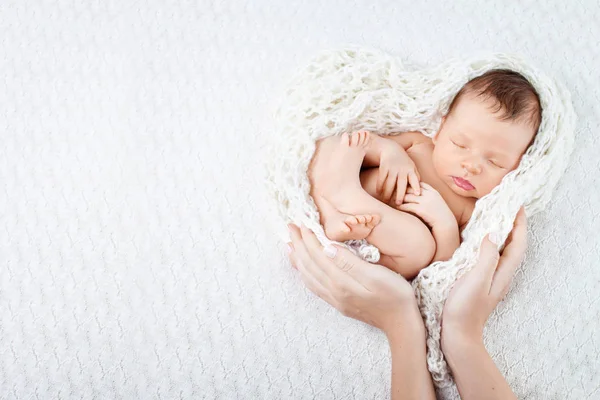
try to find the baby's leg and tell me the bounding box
[310,133,435,279]
[309,133,381,242]
[359,168,396,207]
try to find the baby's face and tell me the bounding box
[432,91,536,199]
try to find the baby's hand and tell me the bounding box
[376,143,421,205]
[398,183,455,229]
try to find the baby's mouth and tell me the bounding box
[452,176,475,191]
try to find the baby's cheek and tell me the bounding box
[431,148,445,175]
[487,173,507,193]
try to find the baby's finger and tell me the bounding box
[389,188,397,206]
[398,203,419,215]
[395,176,407,205]
[408,171,421,196]
[402,194,420,204]
[382,174,396,202]
[376,169,389,194]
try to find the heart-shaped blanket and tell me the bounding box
[265,47,576,387]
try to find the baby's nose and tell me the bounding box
[462,160,482,175]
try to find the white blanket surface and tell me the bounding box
[1,1,598,399]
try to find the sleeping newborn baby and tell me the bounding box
[309,69,541,279]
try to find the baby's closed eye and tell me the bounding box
[451,140,467,149]
[488,159,504,168]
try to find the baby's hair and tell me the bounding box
[448,69,542,133]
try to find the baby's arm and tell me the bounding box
[399,184,460,262]
[360,131,423,205]
[430,222,461,262]
[362,131,425,167]
[328,185,437,278]
[310,132,436,278]
[360,169,460,263]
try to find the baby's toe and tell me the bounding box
[341,133,350,146]
[369,214,381,226]
[360,131,370,146]
[344,216,358,226]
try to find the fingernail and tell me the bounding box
[286,243,293,255]
[324,245,338,258]
[489,233,501,245]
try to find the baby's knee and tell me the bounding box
[406,224,436,271]
[385,221,436,279]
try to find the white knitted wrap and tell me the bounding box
[265,47,576,387]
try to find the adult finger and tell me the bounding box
[289,224,332,289]
[292,249,338,306]
[299,224,336,270]
[325,245,375,291]
[408,171,421,196]
[376,169,389,194]
[296,263,334,303]
[508,207,527,244]
[287,239,331,301]
[394,175,407,205]
[286,242,297,269]
[490,210,528,300]
[298,224,367,290]
[473,235,501,289]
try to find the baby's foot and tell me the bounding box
[324,208,381,241]
[319,131,370,203]
[310,130,376,240]
[338,213,381,241]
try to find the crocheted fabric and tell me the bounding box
[266,47,576,387]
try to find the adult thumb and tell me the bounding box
[474,234,501,288]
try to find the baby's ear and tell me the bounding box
[432,115,447,144]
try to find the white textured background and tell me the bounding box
[1,1,599,399]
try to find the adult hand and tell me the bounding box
[440,207,526,400]
[442,207,528,345]
[286,223,421,335]
[287,223,436,399]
